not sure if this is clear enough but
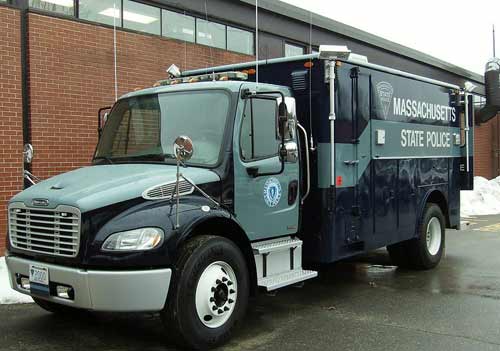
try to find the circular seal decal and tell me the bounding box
[263,177,282,207]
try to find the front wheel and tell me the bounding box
[161,235,249,350]
[388,203,445,269]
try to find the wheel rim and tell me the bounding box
[426,217,442,256]
[195,261,237,329]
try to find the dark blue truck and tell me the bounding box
[6,46,498,349]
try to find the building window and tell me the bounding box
[123,0,160,35]
[285,43,305,57]
[79,0,122,26]
[29,0,74,16]
[227,26,254,55]
[196,18,226,49]
[162,9,195,42]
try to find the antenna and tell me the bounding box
[494,24,496,57]
[255,0,259,86]
[204,0,214,74]
[113,0,118,101]
[308,10,315,151]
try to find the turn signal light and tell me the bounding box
[304,61,314,68]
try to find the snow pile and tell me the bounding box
[461,176,500,217]
[0,257,33,304]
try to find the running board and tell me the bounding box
[252,237,318,291]
[259,269,318,291]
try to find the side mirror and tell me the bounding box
[277,97,297,140]
[283,141,298,163]
[23,143,34,164]
[173,135,194,162]
[98,106,112,138]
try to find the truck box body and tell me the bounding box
[227,57,474,263]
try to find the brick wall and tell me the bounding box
[28,13,253,180]
[474,118,496,179]
[0,7,23,255]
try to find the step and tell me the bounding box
[252,237,302,255]
[258,269,318,291]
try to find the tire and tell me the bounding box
[388,203,445,270]
[33,297,81,314]
[161,235,250,350]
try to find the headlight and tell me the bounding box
[102,227,164,251]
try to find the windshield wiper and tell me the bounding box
[93,156,114,164]
[127,153,176,161]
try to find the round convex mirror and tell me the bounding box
[23,143,34,164]
[173,136,194,162]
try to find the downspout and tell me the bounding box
[14,0,31,188]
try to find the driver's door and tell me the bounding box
[233,86,299,241]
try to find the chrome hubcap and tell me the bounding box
[426,217,442,256]
[195,261,237,328]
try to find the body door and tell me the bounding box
[233,84,300,241]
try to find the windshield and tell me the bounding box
[94,90,231,166]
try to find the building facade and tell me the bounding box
[0,0,496,255]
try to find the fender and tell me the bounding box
[415,187,450,236]
[173,202,258,295]
[82,195,257,292]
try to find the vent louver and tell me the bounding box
[291,70,308,91]
[142,180,194,200]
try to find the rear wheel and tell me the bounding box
[388,203,445,269]
[161,235,249,350]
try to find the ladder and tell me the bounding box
[252,237,317,291]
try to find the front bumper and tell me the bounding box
[6,255,172,312]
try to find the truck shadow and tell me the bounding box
[21,249,455,350]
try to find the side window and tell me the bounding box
[240,98,279,161]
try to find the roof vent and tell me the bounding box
[142,180,194,200]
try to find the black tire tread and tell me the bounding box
[387,203,445,270]
[161,235,248,350]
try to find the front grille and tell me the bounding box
[142,180,194,200]
[8,203,81,258]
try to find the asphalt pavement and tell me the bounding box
[2,215,500,351]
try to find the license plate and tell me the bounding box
[29,265,49,286]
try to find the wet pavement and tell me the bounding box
[2,215,500,350]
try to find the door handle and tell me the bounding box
[246,166,259,178]
[288,180,298,205]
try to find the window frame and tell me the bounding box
[284,41,305,57]
[195,17,227,50]
[226,25,254,55]
[94,89,234,169]
[77,0,123,27]
[161,8,196,42]
[29,0,76,17]
[122,0,161,36]
[239,96,280,163]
